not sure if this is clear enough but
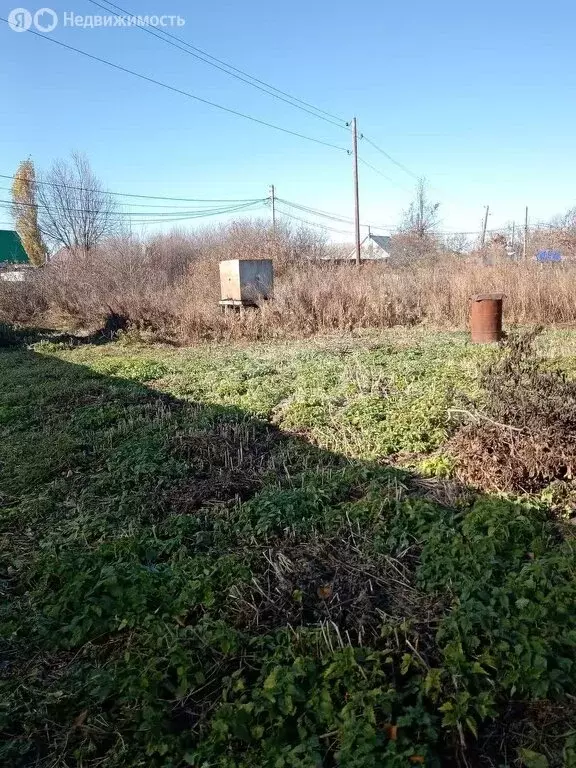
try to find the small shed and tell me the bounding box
[0,230,31,281]
[0,230,29,266]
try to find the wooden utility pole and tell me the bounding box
[270,184,276,236]
[351,117,361,265]
[523,206,529,260]
[481,205,490,246]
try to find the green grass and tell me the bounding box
[1,329,576,767]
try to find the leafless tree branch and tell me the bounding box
[37,152,119,256]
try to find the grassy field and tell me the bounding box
[1,329,576,767]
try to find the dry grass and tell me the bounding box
[3,221,576,341]
[450,329,576,493]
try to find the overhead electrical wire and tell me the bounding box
[89,0,345,125]
[357,158,412,193]
[275,200,517,237]
[361,136,421,181]
[0,174,261,204]
[2,175,520,237]
[361,135,448,201]
[0,202,264,218]
[0,189,533,237]
[277,197,396,231]
[0,189,257,210]
[87,0,348,129]
[278,199,357,223]
[2,3,442,215]
[2,18,431,197]
[0,198,262,216]
[274,205,355,235]
[3,174,395,230]
[0,198,264,219]
[125,200,266,220]
[277,198,357,225]
[125,205,267,224]
[1,20,427,190]
[88,3,430,187]
[0,18,348,153]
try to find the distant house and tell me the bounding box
[346,233,392,261]
[0,230,31,281]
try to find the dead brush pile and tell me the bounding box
[450,329,576,493]
[228,536,439,646]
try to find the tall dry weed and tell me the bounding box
[3,222,576,341]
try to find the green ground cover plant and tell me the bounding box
[1,329,575,767]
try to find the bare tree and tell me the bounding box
[443,231,470,255]
[37,152,118,255]
[550,207,576,233]
[401,178,440,238]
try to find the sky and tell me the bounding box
[1,0,575,241]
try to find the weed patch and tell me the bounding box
[450,330,576,499]
[2,333,576,767]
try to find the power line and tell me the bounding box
[274,203,527,237]
[0,18,348,153]
[361,136,421,181]
[277,198,396,231]
[87,0,347,130]
[3,174,536,237]
[1,197,497,234]
[0,198,264,218]
[0,198,263,216]
[0,173,261,204]
[0,201,265,217]
[278,198,357,224]
[125,202,267,224]
[275,205,355,235]
[95,0,345,124]
[0,186,258,209]
[4,172,396,228]
[357,158,412,192]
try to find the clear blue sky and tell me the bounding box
[1,0,575,239]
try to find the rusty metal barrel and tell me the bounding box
[470,293,504,343]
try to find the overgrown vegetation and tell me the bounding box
[1,329,576,767]
[450,329,576,505]
[4,220,576,341]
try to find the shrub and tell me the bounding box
[450,330,576,492]
[0,277,47,324]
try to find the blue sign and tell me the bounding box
[536,249,562,263]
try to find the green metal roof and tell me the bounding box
[0,230,29,264]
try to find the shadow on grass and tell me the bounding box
[0,312,133,350]
[0,344,574,768]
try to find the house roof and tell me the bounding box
[345,233,392,260]
[0,230,29,264]
[369,234,392,251]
